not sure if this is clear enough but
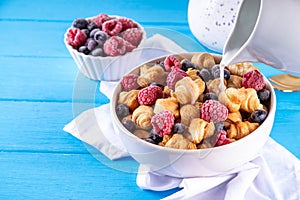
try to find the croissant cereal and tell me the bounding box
[132,105,154,130]
[116,52,272,150]
[191,52,215,68]
[173,77,205,104]
[227,62,258,76]
[227,121,259,140]
[137,65,168,87]
[188,118,215,143]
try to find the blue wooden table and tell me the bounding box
[1,0,299,199]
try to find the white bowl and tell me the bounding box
[64,15,147,81]
[110,53,276,178]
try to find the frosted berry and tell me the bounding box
[121,74,139,91]
[86,39,97,51]
[166,67,187,90]
[121,28,143,46]
[199,68,212,82]
[124,40,136,52]
[213,68,231,80]
[201,100,228,123]
[164,55,181,71]
[103,36,127,56]
[118,18,135,31]
[250,109,267,124]
[213,130,231,147]
[172,123,185,134]
[90,28,101,38]
[242,70,265,91]
[66,28,87,48]
[87,21,99,31]
[81,29,90,37]
[122,119,136,133]
[151,110,175,137]
[90,48,105,56]
[78,46,89,55]
[94,30,108,46]
[138,85,163,105]
[149,129,163,144]
[214,122,225,134]
[92,14,111,28]
[116,104,130,118]
[102,19,123,36]
[72,18,88,29]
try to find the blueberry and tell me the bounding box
[149,129,163,144]
[181,59,197,71]
[199,68,212,82]
[94,31,108,46]
[257,89,270,103]
[203,92,218,102]
[150,82,164,89]
[78,46,89,55]
[87,21,99,31]
[122,120,136,132]
[90,28,101,38]
[211,64,220,75]
[250,109,268,124]
[214,122,225,134]
[144,138,156,144]
[172,123,185,134]
[81,29,90,37]
[155,61,164,67]
[212,68,231,80]
[87,39,98,51]
[116,104,130,118]
[90,47,105,56]
[72,18,88,29]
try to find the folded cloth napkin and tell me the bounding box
[63,34,300,199]
[64,81,300,200]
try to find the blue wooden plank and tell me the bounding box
[0,151,180,199]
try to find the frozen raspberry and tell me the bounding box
[118,18,134,31]
[201,100,228,123]
[124,40,136,52]
[121,74,139,91]
[102,19,123,36]
[213,130,231,147]
[66,28,87,49]
[164,55,181,71]
[242,70,265,91]
[92,14,111,28]
[138,85,163,105]
[151,110,175,137]
[103,36,127,56]
[120,28,143,46]
[166,67,187,90]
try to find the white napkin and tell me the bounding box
[64,81,300,200]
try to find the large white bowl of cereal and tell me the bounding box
[110,52,276,177]
[64,13,146,81]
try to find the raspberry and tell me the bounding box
[102,19,123,36]
[124,40,136,52]
[118,18,134,31]
[201,100,228,123]
[166,67,187,90]
[164,55,181,71]
[103,36,127,56]
[66,28,87,48]
[121,74,139,91]
[120,28,143,46]
[138,85,163,105]
[213,130,231,147]
[242,70,265,91]
[151,110,175,137]
[92,14,111,28]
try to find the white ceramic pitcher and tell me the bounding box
[222,0,300,73]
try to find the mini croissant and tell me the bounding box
[165,134,197,150]
[227,121,259,140]
[191,52,216,68]
[224,111,242,128]
[137,65,168,87]
[118,90,139,111]
[132,105,154,130]
[188,118,215,144]
[154,97,179,118]
[227,75,242,88]
[219,87,263,113]
[173,76,205,104]
[180,104,200,126]
[227,62,258,76]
